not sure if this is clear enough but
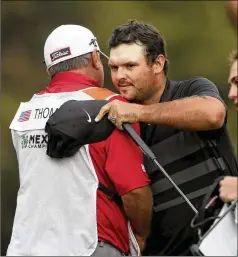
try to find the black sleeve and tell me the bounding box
[180,77,225,105]
[179,77,227,137]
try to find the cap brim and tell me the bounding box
[45,100,114,158]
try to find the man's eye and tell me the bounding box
[127,64,135,68]
[110,66,118,70]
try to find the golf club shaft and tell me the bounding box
[153,158,198,214]
[123,123,198,215]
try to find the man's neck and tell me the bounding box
[70,68,102,87]
[141,76,167,105]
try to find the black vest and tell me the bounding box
[141,79,237,256]
[143,128,228,213]
[141,80,235,213]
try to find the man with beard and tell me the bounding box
[96,20,238,255]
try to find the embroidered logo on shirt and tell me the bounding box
[18,110,32,122]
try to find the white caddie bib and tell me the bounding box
[7,90,99,256]
[7,89,140,256]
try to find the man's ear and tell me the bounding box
[91,48,101,70]
[46,68,50,76]
[153,54,166,74]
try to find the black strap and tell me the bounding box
[98,183,123,206]
[190,176,224,234]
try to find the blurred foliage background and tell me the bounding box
[1,1,237,255]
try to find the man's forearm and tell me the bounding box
[122,186,153,239]
[139,96,226,130]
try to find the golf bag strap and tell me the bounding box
[98,183,123,206]
[82,88,122,206]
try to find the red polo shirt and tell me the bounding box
[39,71,150,254]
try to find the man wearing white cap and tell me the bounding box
[7,24,153,256]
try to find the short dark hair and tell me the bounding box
[108,20,169,75]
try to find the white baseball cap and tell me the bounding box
[44,24,100,69]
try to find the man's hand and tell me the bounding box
[135,234,146,254]
[95,100,142,130]
[219,176,238,202]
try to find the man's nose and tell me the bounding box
[116,67,126,80]
[228,84,238,100]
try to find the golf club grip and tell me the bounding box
[122,123,156,160]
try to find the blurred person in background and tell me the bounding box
[227,50,238,107]
[7,24,153,256]
[95,20,238,256]
[219,50,238,203]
